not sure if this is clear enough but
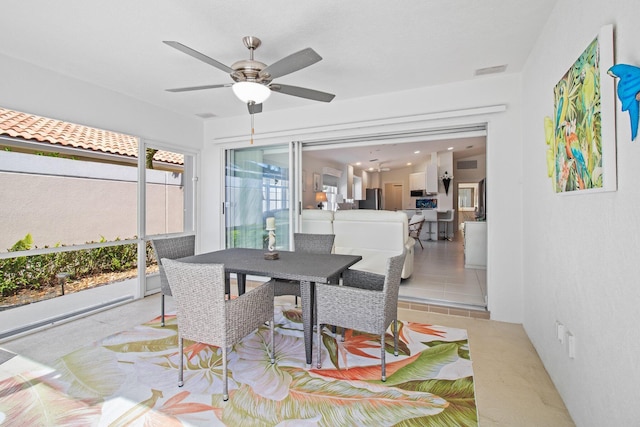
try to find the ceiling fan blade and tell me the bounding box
[163,41,235,74]
[166,83,231,93]
[270,84,335,102]
[260,48,322,79]
[247,102,263,115]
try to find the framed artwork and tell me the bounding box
[550,24,617,194]
[416,198,437,209]
[313,173,321,192]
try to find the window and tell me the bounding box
[0,107,196,332]
[458,183,478,211]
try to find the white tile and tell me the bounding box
[401,237,486,308]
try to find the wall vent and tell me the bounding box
[457,160,477,170]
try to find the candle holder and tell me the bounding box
[264,217,279,259]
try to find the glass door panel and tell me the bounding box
[225,144,292,250]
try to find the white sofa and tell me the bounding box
[300,209,335,234]
[300,209,414,279]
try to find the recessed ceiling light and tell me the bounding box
[407,162,412,166]
[414,150,420,154]
[368,167,374,171]
[448,147,454,151]
[356,162,361,166]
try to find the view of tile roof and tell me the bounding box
[0,107,183,165]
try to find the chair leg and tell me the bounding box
[393,320,399,356]
[224,272,231,299]
[316,321,322,369]
[270,318,275,364]
[417,237,424,249]
[178,337,184,387]
[223,346,229,401]
[381,331,386,382]
[161,294,165,327]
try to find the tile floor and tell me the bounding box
[400,231,487,310]
[1,294,575,426]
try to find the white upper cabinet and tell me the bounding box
[426,166,438,194]
[409,172,426,190]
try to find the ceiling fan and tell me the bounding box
[374,162,391,172]
[164,36,335,115]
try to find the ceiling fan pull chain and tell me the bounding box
[250,113,254,145]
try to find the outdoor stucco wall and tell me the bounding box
[0,151,184,250]
[0,172,183,250]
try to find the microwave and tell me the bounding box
[410,189,425,197]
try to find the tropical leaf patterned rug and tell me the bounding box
[0,305,477,426]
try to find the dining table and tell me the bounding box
[178,247,362,366]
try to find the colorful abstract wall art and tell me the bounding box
[548,25,617,194]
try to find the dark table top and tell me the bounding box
[178,248,362,283]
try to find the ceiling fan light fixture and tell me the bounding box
[232,81,271,104]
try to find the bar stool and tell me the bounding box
[422,209,438,241]
[438,209,455,240]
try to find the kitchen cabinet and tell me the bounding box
[409,172,426,190]
[464,221,487,268]
[426,166,438,194]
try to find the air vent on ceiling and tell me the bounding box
[196,112,217,119]
[475,65,507,76]
[457,160,478,170]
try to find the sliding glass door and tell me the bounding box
[225,143,299,251]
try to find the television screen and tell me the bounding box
[416,198,437,209]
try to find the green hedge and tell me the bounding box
[0,234,156,297]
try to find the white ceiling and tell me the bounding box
[2,0,557,120]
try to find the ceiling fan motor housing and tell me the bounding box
[229,36,272,84]
[230,59,270,83]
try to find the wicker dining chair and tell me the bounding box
[151,235,196,327]
[162,259,275,401]
[270,233,335,303]
[408,213,426,249]
[315,251,406,381]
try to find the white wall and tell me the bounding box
[0,54,202,150]
[521,0,640,424]
[204,73,524,323]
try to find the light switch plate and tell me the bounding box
[556,321,565,344]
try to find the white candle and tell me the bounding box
[266,217,275,229]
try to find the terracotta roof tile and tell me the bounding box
[0,107,183,165]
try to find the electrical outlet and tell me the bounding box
[567,332,576,359]
[556,321,565,343]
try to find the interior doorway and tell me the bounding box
[384,183,404,211]
[300,130,487,309]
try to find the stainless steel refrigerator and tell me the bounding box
[358,188,382,209]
